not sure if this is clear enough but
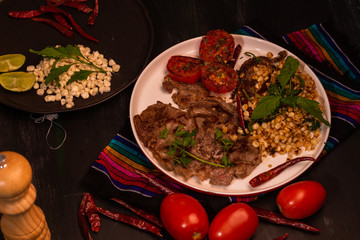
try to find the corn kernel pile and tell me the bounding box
[27,45,120,109]
[236,52,323,158]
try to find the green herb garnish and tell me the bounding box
[244,52,261,63]
[30,45,106,86]
[215,128,234,166]
[161,125,226,168]
[277,56,299,88]
[251,56,330,127]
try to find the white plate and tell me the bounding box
[129,35,331,196]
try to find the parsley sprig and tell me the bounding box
[160,125,227,168]
[215,129,234,167]
[250,56,330,128]
[30,45,106,86]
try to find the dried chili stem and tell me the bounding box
[249,157,316,187]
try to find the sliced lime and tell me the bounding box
[0,72,35,92]
[0,54,26,72]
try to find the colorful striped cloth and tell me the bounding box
[90,24,360,205]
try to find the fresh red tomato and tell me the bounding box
[166,56,203,84]
[160,193,209,240]
[276,181,326,219]
[199,29,235,64]
[201,62,238,93]
[208,203,258,240]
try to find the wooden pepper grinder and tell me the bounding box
[0,151,51,240]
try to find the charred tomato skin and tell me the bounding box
[160,193,209,240]
[208,203,259,240]
[166,56,203,84]
[276,181,326,219]
[201,62,238,93]
[199,29,235,64]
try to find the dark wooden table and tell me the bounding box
[1,0,360,239]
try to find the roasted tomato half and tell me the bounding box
[199,29,235,64]
[276,181,326,219]
[201,62,238,93]
[166,56,203,84]
[208,203,259,240]
[160,193,209,240]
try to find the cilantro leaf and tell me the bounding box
[45,64,73,85]
[30,45,106,86]
[161,126,226,168]
[67,70,96,85]
[160,126,169,139]
[30,44,85,59]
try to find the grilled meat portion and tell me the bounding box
[133,77,261,186]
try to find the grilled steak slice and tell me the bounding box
[133,77,262,186]
[133,101,196,170]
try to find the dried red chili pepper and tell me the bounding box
[32,17,74,38]
[134,169,175,195]
[273,233,289,240]
[78,194,94,240]
[236,94,246,130]
[257,78,270,95]
[53,13,73,30]
[8,10,44,18]
[63,1,93,13]
[84,193,101,232]
[96,206,163,237]
[87,0,98,25]
[39,5,99,42]
[253,207,320,232]
[249,157,316,187]
[229,44,242,68]
[110,197,163,228]
[68,15,99,42]
[50,0,88,4]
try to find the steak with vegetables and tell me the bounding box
[133,77,261,186]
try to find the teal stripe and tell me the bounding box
[324,140,335,152]
[317,75,357,99]
[309,25,353,78]
[234,29,252,36]
[315,24,360,80]
[109,141,156,169]
[111,138,149,162]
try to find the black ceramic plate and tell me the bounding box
[0,0,153,113]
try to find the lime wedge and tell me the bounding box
[0,54,26,72]
[0,72,35,92]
